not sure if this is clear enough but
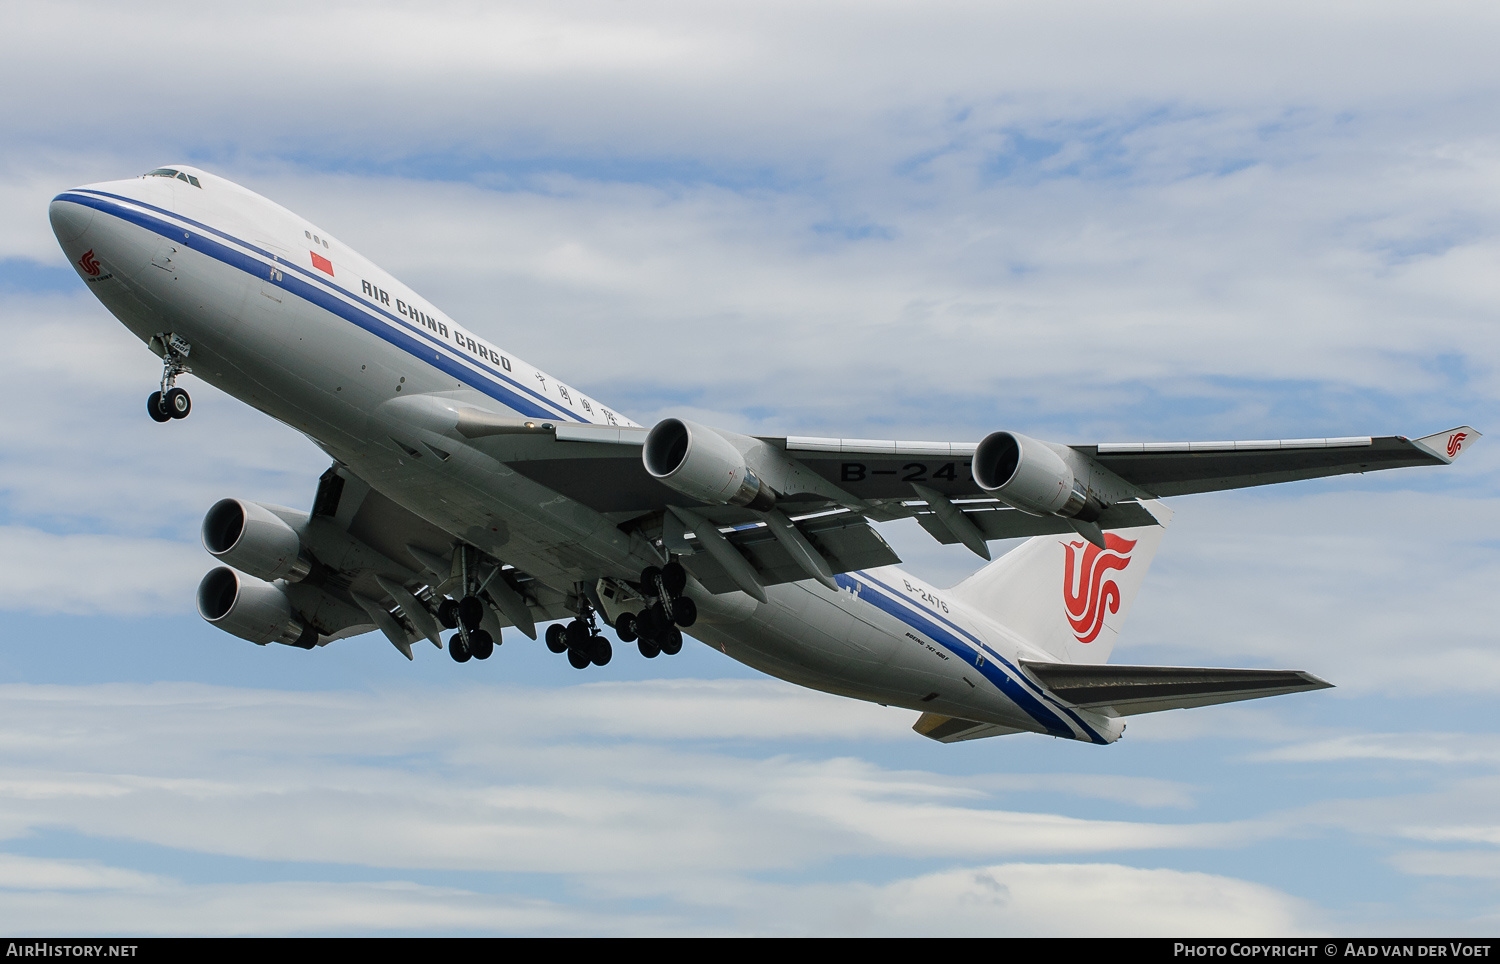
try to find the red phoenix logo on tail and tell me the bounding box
[77,249,100,277]
[1062,533,1136,643]
[1447,432,1467,458]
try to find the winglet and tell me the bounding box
[1413,426,1481,464]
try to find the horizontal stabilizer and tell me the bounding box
[1020,660,1332,716]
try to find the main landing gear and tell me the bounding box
[441,551,499,664]
[615,561,695,659]
[146,332,192,422]
[546,605,612,669]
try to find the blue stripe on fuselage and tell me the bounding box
[57,190,585,423]
[837,571,1108,743]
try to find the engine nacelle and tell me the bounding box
[643,418,776,510]
[196,567,316,648]
[972,431,1098,519]
[202,499,312,582]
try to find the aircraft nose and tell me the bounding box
[49,194,96,245]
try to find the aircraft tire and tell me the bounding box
[614,612,638,642]
[567,647,591,669]
[640,565,662,593]
[449,633,472,663]
[147,392,171,422]
[164,387,191,419]
[545,623,568,653]
[635,603,666,639]
[438,599,460,629]
[661,626,683,656]
[469,629,494,660]
[672,597,697,628]
[458,595,485,630]
[590,635,612,666]
[564,618,590,648]
[637,637,660,659]
[661,561,687,597]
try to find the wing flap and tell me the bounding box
[915,498,1161,546]
[677,511,901,595]
[1020,660,1333,716]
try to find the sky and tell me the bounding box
[0,0,1498,936]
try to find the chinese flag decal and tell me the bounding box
[310,251,334,276]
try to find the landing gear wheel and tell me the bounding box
[661,561,687,597]
[468,629,494,660]
[147,391,171,423]
[637,636,661,659]
[635,603,667,640]
[458,595,485,630]
[589,635,612,666]
[449,633,472,663]
[437,599,460,630]
[567,647,591,669]
[672,596,697,628]
[640,565,662,592]
[661,626,683,656]
[565,618,590,648]
[545,623,568,654]
[164,387,191,419]
[614,612,638,642]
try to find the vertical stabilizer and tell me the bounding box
[948,502,1172,664]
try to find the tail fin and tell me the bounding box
[948,501,1172,664]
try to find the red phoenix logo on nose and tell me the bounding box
[78,249,100,277]
[1062,533,1136,643]
[1447,432,1467,458]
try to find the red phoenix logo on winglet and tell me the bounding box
[1062,533,1136,643]
[1447,432,1467,458]
[77,249,100,277]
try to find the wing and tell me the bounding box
[377,394,1477,591]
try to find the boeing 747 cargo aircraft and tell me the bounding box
[48,165,1478,745]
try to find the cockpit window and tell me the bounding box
[144,168,201,188]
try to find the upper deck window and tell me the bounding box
[144,168,201,188]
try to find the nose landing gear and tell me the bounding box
[146,332,192,422]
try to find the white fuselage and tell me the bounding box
[49,169,1119,744]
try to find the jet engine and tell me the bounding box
[196,566,316,648]
[972,431,1100,520]
[643,418,776,510]
[201,498,312,582]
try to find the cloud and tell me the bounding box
[1252,733,1500,767]
[0,682,1260,876]
[0,857,1321,936]
[658,861,1325,937]
[1390,849,1500,879]
[0,528,206,615]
